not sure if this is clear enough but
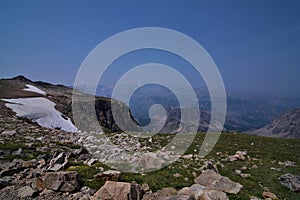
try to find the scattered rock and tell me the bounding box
[142,187,177,200]
[17,186,35,198]
[43,171,80,192]
[262,191,277,199]
[0,176,15,189]
[47,152,69,172]
[92,181,143,200]
[194,170,243,194]
[182,154,193,160]
[1,130,16,136]
[270,167,281,172]
[84,158,97,166]
[196,189,228,200]
[80,186,96,195]
[161,195,193,200]
[137,152,164,169]
[251,164,258,169]
[278,160,296,167]
[173,173,182,178]
[279,173,300,192]
[94,170,121,181]
[199,161,219,173]
[239,173,251,178]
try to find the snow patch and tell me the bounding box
[23,84,46,95]
[2,97,78,132]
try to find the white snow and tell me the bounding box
[2,97,78,132]
[23,84,46,95]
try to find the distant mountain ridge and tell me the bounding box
[96,83,300,133]
[247,108,300,139]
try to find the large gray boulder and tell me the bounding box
[279,173,300,192]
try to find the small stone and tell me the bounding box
[85,158,97,166]
[173,173,182,178]
[228,155,238,162]
[182,154,193,159]
[184,177,189,182]
[80,186,96,195]
[262,191,277,199]
[251,164,258,169]
[234,169,241,175]
[239,173,251,178]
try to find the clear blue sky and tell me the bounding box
[0,0,299,96]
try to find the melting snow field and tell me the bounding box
[23,84,47,95]
[2,97,78,132]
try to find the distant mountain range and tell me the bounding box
[1,76,299,138]
[96,83,300,134]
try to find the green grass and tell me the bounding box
[69,132,299,200]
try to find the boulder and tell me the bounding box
[92,181,143,200]
[194,170,242,194]
[43,171,80,192]
[279,173,300,192]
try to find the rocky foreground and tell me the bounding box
[0,101,300,199]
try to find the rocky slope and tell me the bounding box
[0,75,136,133]
[247,108,300,139]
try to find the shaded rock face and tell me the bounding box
[92,181,144,200]
[279,173,300,192]
[43,171,80,192]
[194,170,243,194]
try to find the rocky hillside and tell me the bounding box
[0,76,299,199]
[0,75,136,133]
[247,108,300,139]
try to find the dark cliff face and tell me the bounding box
[94,97,139,133]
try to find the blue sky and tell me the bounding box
[0,0,299,96]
